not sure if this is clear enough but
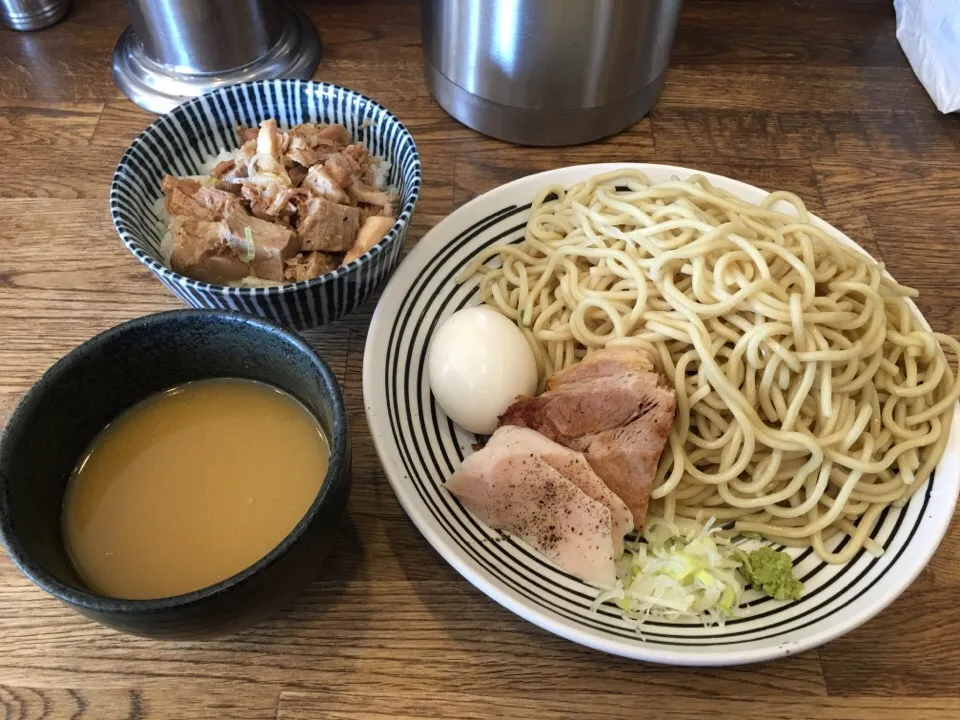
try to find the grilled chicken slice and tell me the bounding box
[446,425,625,586]
[495,425,633,555]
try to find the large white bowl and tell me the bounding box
[362,163,960,665]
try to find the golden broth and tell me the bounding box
[62,378,329,600]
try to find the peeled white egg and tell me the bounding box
[427,306,538,435]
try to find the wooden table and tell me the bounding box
[2,1,959,718]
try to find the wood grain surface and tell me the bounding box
[2,0,959,718]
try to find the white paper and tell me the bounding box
[894,0,960,114]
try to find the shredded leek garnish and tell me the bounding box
[591,517,745,628]
[241,227,256,263]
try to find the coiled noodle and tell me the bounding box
[458,169,960,564]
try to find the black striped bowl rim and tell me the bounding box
[110,80,421,330]
[363,163,960,665]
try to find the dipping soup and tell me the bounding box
[62,378,329,599]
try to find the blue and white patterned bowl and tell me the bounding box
[110,80,421,329]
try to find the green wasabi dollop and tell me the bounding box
[739,546,803,601]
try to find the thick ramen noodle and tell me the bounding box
[459,169,960,564]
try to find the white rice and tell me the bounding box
[231,276,284,288]
[198,149,235,177]
[370,156,393,192]
[153,196,174,266]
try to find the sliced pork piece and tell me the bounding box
[489,426,633,556]
[283,251,340,282]
[317,123,350,146]
[169,216,248,285]
[162,175,200,196]
[297,196,361,252]
[286,142,320,170]
[214,179,243,195]
[162,176,243,221]
[287,164,309,188]
[162,176,215,221]
[341,215,394,266]
[195,185,244,217]
[347,183,397,207]
[572,423,671,531]
[220,209,299,282]
[218,163,249,185]
[502,350,672,442]
[286,129,332,168]
[235,139,257,166]
[550,345,658,387]
[343,143,368,166]
[245,120,292,187]
[165,188,218,222]
[241,184,296,221]
[288,123,348,150]
[288,124,320,146]
[500,346,676,528]
[304,164,350,204]
[324,152,362,188]
[210,159,235,178]
[237,126,259,143]
[446,426,619,586]
[256,119,285,162]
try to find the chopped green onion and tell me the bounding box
[591,517,746,629]
[241,226,256,263]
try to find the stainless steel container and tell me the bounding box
[113,0,322,115]
[0,0,70,31]
[421,0,682,146]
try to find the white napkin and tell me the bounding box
[894,0,960,114]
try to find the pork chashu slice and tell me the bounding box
[446,426,630,586]
[499,347,676,529]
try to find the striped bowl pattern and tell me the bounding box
[363,163,960,665]
[110,80,421,330]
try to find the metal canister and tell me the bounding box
[0,0,71,31]
[421,0,683,146]
[123,0,285,74]
[112,0,322,114]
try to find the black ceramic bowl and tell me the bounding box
[0,309,351,639]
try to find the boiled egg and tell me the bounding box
[427,306,538,435]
